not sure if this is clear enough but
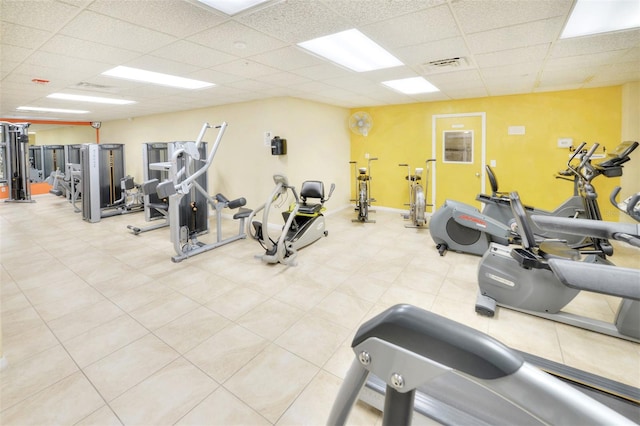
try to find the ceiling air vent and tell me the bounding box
[421,57,469,74]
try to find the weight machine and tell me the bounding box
[127,142,172,235]
[0,122,34,203]
[31,145,65,183]
[80,143,143,223]
[155,122,251,263]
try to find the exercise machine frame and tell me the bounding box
[429,140,638,256]
[329,304,637,425]
[350,157,377,223]
[476,191,640,342]
[1,122,34,203]
[155,122,251,263]
[247,174,334,266]
[398,159,435,228]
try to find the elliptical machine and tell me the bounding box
[350,157,377,223]
[610,186,640,222]
[328,304,638,426]
[247,174,335,266]
[398,159,435,228]
[430,140,638,256]
[476,191,640,342]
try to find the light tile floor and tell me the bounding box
[1,195,638,425]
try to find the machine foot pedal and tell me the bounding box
[475,292,496,317]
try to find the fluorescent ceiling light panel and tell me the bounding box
[561,0,640,39]
[382,77,439,94]
[17,106,89,114]
[102,66,215,89]
[47,93,136,105]
[298,29,403,72]
[196,0,269,15]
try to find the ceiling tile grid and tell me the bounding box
[1,0,639,124]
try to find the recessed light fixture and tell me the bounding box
[382,77,439,94]
[196,0,270,15]
[17,106,89,114]
[47,93,136,105]
[298,29,404,72]
[101,66,215,90]
[561,0,640,39]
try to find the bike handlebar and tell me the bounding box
[579,143,599,169]
[569,142,587,163]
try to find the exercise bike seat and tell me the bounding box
[298,180,325,215]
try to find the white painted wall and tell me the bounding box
[35,97,352,213]
[621,82,640,222]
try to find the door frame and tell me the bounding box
[430,112,486,210]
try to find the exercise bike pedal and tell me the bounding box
[475,292,497,317]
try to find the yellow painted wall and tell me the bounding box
[351,86,626,220]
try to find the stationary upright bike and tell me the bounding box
[399,159,435,228]
[350,157,378,223]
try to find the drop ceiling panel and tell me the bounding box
[122,55,201,77]
[187,69,246,85]
[1,22,53,49]
[2,0,640,124]
[259,72,313,87]
[424,69,485,89]
[475,44,550,68]
[150,41,238,68]
[39,35,140,64]
[0,44,34,65]
[292,63,353,81]
[248,47,326,71]
[319,0,444,26]
[226,79,274,92]
[440,87,489,100]
[59,11,177,52]
[479,63,541,81]
[0,0,80,32]
[467,17,564,54]
[486,78,539,96]
[551,29,640,57]
[238,0,350,44]
[87,0,226,37]
[1,60,21,79]
[545,51,627,71]
[188,21,287,57]
[452,0,572,34]
[214,59,280,79]
[361,4,460,48]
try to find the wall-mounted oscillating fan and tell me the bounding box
[349,111,373,137]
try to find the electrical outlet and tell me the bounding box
[264,131,272,147]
